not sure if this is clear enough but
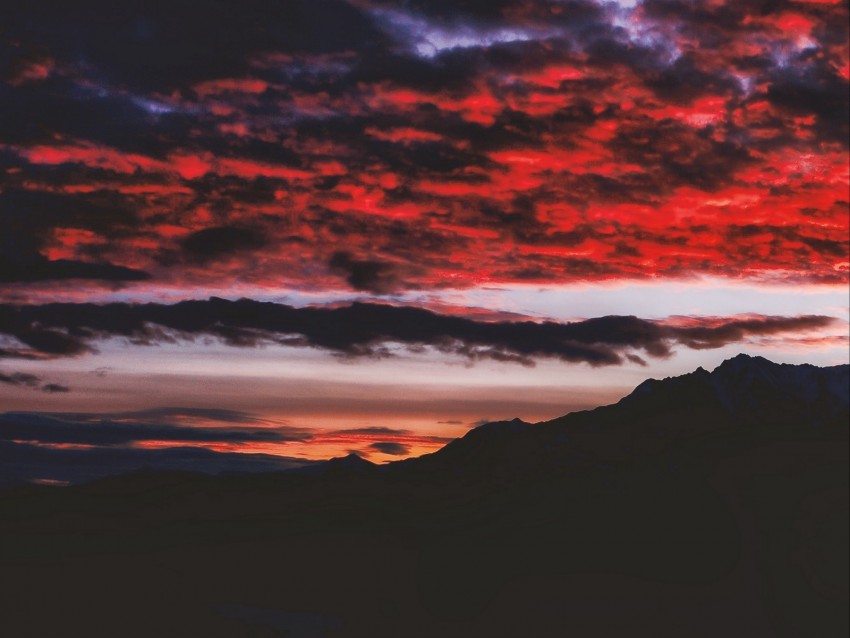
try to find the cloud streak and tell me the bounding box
[0,407,454,481]
[0,369,70,393]
[0,411,311,447]
[0,298,837,366]
[368,441,410,455]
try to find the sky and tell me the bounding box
[1,0,848,468]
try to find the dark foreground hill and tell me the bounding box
[0,355,847,637]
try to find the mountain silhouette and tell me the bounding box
[294,451,377,476]
[0,355,847,637]
[398,354,848,479]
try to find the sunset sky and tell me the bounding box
[1,0,848,465]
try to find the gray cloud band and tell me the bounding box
[0,298,836,367]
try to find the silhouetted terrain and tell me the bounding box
[1,355,847,637]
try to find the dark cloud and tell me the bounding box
[12,327,91,357]
[0,189,139,251]
[673,316,839,350]
[0,411,311,447]
[0,371,41,387]
[0,298,837,367]
[41,383,70,393]
[329,251,405,293]
[0,0,387,92]
[644,52,740,103]
[178,226,268,264]
[610,118,752,191]
[766,58,850,146]
[0,255,151,283]
[380,0,519,20]
[0,188,150,282]
[368,441,410,455]
[0,76,195,153]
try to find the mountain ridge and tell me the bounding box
[395,354,848,479]
[1,353,847,637]
[3,354,844,488]
[624,353,849,413]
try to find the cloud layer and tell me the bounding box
[0,298,837,366]
[0,0,846,299]
[0,410,309,447]
[0,407,452,483]
[0,370,69,393]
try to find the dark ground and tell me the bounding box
[1,358,847,637]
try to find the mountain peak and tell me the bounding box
[713,353,774,372]
[291,452,376,476]
[473,418,530,434]
[332,452,374,467]
[624,354,849,417]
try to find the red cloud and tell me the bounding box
[3,0,847,296]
